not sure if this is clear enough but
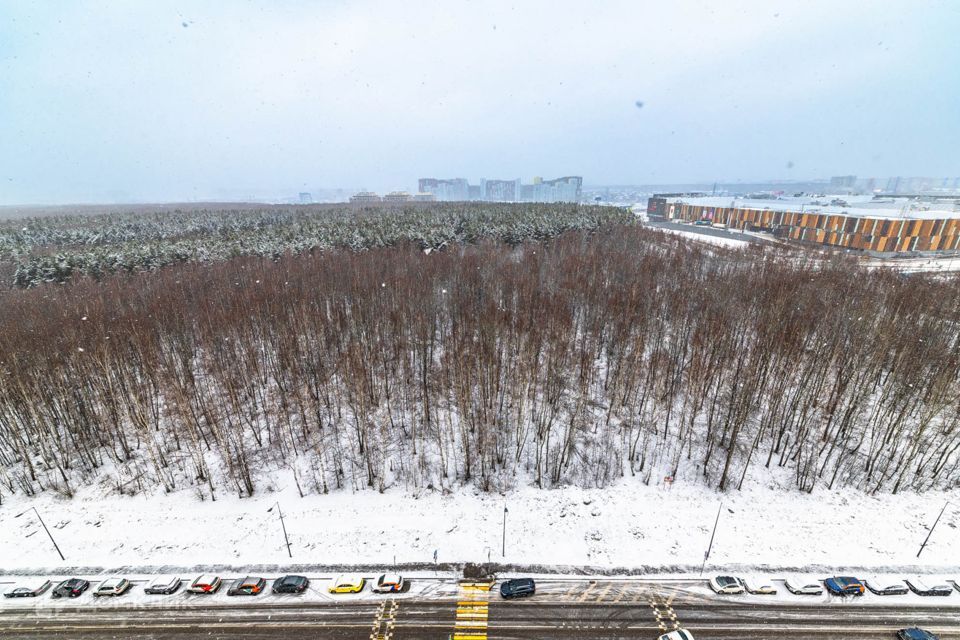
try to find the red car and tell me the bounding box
[227,576,266,596]
[187,575,222,594]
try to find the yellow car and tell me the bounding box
[328,574,365,594]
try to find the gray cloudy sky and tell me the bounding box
[1,1,958,204]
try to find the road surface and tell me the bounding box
[2,578,958,639]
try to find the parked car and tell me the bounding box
[741,577,777,595]
[865,578,908,596]
[784,578,823,595]
[708,575,745,594]
[187,575,222,594]
[144,576,182,595]
[4,580,52,598]
[824,576,865,596]
[328,574,365,594]
[905,578,952,596]
[93,577,132,597]
[52,578,90,598]
[227,576,266,596]
[898,629,940,640]
[500,578,536,599]
[272,575,309,594]
[372,573,405,593]
[659,630,696,640]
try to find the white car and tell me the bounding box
[708,575,744,594]
[187,574,222,594]
[785,578,823,595]
[94,577,132,597]
[372,573,405,593]
[659,630,695,640]
[741,577,777,595]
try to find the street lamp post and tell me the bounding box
[15,506,65,561]
[267,502,292,558]
[699,502,723,576]
[917,501,950,558]
[501,505,508,558]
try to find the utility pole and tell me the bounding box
[16,507,65,561]
[917,501,950,558]
[700,502,723,576]
[502,505,509,558]
[268,502,292,558]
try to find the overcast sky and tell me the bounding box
[1,1,958,204]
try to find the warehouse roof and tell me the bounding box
[663,196,960,221]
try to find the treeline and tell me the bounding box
[0,203,633,287]
[1,225,959,502]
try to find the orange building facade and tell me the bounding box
[648,197,960,253]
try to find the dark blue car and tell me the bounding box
[499,578,535,599]
[824,576,864,596]
[898,628,939,640]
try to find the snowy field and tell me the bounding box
[2,470,958,575]
[863,254,960,273]
[654,226,752,248]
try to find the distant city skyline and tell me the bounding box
[2,1,958,205]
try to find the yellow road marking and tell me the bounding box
[592,583,613,601]
[577,582,598,601]
[454,582,491,640]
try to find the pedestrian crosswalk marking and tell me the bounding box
[370,598,397,640]
[454,583,491,640]
[649,595,680,632]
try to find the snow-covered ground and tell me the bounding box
[655,226,752,248]
[862,254,960,273]
[2,470,958,575]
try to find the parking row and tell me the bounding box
[3,572,406,599]
[708,574,960,597]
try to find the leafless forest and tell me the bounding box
[1,214,960,501]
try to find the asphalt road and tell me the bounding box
[3,596,960,640]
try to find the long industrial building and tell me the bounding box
[648,195,960,253]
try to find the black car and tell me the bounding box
[905,578,953,597]
[4,580,52,598]
[52,578,90,598]
[864,578,908,596]
[273,575,310,594]
[898,629,940,640]
[500,578,535,599]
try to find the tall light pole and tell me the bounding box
[267,502,292,558]
[917,501,950,558]
[700,502,723,576]
[15,506,65,561]
[501,505,509,558]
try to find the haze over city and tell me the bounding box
[2,0,958,205]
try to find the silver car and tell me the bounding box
[94,577,132,597]
[785,577,823,595]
